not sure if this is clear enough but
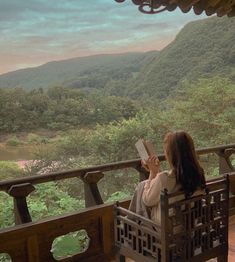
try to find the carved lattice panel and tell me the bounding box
[165,183,228,261]
[115,206,161,261]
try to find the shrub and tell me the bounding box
[27,133,49,144]
[6,136,21,146]
[0,161,24,180]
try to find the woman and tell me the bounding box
[141,131,206,224]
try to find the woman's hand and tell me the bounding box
[142,155,160,180]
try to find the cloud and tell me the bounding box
[0,0,206,74]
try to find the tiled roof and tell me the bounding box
[115,0,235,17]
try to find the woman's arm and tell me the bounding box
[142,155,162,207]
[142,174,162,207]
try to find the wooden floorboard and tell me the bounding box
[124,215,235,262]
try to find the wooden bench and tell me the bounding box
[114,176,229,262]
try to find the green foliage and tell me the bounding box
[51,230,89,260]
[0,181,85,229]
[160,77,235,147]
[232,159,235,166]
[0,87,139,133]
[0,192,14,228]
[55,104,173,166]
[208,157,234,178]
[106,191,131,202]
[28,182,85,220]
[27,133,49,144]
[6,136,21,146]
[211,167,219,177]
[0,161,24,180]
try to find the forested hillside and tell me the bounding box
[129,16,235,99]
[0,87,138,132]
[0,51,158,93]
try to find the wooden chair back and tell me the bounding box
[114,176,229,262]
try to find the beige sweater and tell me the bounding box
[142,171,181,224]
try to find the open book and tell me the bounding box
[135,139,157,161]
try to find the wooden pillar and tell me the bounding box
[7,183,35,225]
[81,171,104,207]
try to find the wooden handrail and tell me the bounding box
[0,143,234,192]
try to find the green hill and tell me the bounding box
[0,52,159,91]
[128,16,235,99]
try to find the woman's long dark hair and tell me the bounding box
[164,131,205,197]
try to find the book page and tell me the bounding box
[135,139,149,161]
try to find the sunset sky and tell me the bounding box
[0,0,206,75]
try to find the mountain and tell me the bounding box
[0,51,159,91]
[128,16,235,99]
[0,16,234,99]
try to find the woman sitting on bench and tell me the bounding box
[130,131,206,224]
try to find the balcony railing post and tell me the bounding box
[217,148,235,195]
[81,171,104,207]
[217,148,234,174]
[7,183,35,225]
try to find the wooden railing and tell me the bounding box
[0,144,234,261]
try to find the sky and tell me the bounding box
[0,0,206,75]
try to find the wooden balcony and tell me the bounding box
[0,144,234,261]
